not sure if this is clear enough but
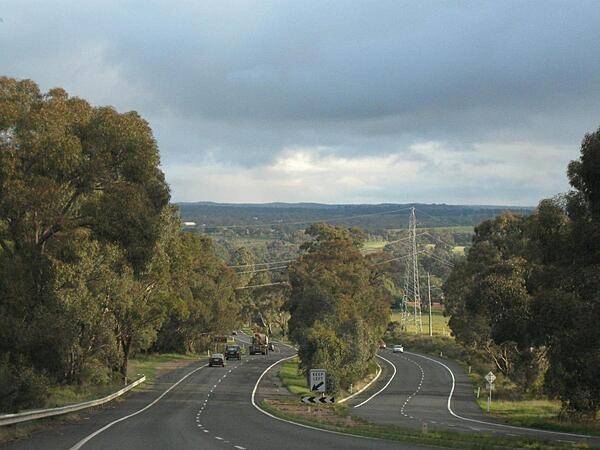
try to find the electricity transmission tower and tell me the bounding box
[402,207,422,332]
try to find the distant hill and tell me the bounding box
[177,202,534,232]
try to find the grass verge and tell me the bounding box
[386,324,600,437]
[477,398,600,437]
[261,398,574,449]
[0,352,201,444]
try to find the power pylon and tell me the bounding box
[402,207,422,332]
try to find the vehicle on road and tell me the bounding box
[268,342,275,351]
[209,353,226,367]
[249,332,269,355]
[225,344,242,360]
[232,330,238,335]
[392,344,404,353]
[379,340,387,349]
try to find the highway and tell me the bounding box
[4,338,599,449]
[2,338,424,450]
[349,349,600,447]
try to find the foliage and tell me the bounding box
[287,223,389,392]
[0,77,240,412]
[444,125,600,417]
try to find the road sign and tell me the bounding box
[301,396,335,404]
[309,369,327,392]
[484,371,496,413]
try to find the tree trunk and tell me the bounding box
[120,335,132,384]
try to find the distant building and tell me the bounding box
[182,221,196,227]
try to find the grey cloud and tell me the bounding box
[2,1,600,203]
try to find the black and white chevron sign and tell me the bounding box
[301,396,335,404]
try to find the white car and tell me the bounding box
[392,344,404,353]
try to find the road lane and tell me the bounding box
[3,340,427,450]
[350,349,600,446]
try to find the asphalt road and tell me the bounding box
[2,339,424,450]
[349,349,600,447]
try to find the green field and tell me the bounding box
[390,307,452,336]
[361,240,388,253]
[452,246,466,255]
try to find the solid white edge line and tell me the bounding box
[338,361,382,404]
[405,351,594,440]
[70,362,208,449]
[251,354,391,444]
[353,354,397,408]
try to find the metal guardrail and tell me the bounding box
[0,375,146,426]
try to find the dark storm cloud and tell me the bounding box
[2,1,600,203]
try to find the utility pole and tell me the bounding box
[428,272,433,337]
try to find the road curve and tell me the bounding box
[349,349,600,447]
[2,340,426,450]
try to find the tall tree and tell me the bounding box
[0,77,169,388]
[287,223,389,392]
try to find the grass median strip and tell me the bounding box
[278,358,311,396]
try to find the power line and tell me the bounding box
[421,249,456,268]
[235,281,289,290]
[227,259,295,268]
[422,232,458,249]
[371,249,428,266]
[235,265,289,275]
[384,232,427,245]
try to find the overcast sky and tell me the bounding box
[3,1,600,205]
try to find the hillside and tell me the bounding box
[178,202,533,231]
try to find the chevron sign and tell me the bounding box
[301,396,335,404]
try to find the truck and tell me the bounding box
[249,332,269,355]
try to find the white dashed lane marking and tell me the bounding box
[399,355,425,420]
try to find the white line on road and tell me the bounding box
[405,351,595,440]
[353,354,397,408]
[250,354,389,445]
[70,362,208,449]
[338,361,382,404]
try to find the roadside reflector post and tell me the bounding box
[421,421,428,434]
[476,386,480,398]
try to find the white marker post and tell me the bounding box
[484,371,496,413]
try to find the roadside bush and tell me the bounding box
[0,356,49,413]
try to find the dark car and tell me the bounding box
[225,345,241,360]
[209,353,226,367]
